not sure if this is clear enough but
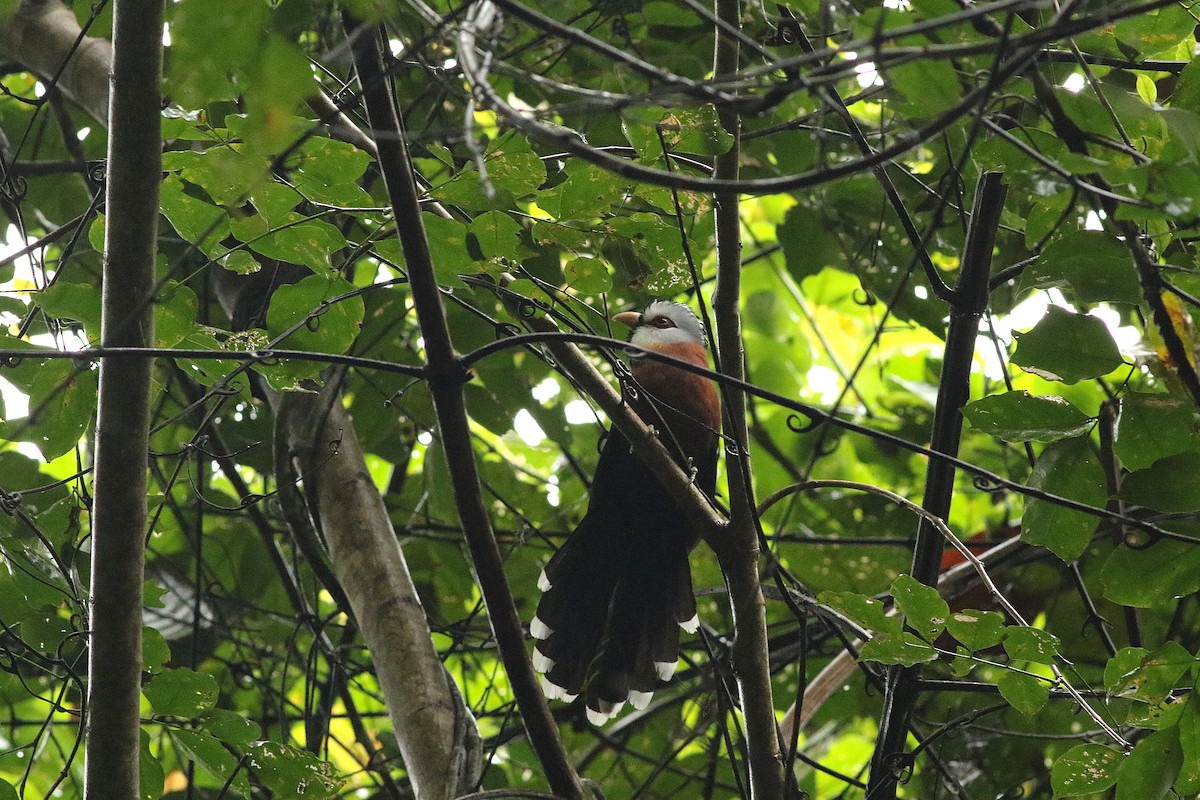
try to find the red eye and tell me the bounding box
[651,316,675,329]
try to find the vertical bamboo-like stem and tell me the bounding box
[344,19,584,800]
[867,172,1007,800]
[711,2,784,798]
[84,0,161,796]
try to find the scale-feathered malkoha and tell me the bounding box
[531,301,720,724]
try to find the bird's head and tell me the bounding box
[612,301,706,351]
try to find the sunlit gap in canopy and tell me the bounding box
[1062,72,1087,94]
[0,224,88,461]
[839,51,884,90]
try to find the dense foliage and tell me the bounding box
[3,0,1200,797]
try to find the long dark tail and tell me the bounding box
[531,516,697,724]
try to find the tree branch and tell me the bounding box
[711,3,784,798]
[868,172,1007,800]
[84,0,161,795]
[343,17,585,799]
[0,0,113,125]
[276,388,483,799]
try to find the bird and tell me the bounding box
[530,300,721,724]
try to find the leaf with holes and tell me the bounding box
[946,609,1006,652]
[1051,744,1122,796]
[819,590,901,635]
[1003,627,1060,665]
[891,574,949,642]
[1105,642,1194,703]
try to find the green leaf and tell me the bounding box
[168,148,258,206]
[1116,727,1181,800]
[170,728,247,791]
[155,281,201,348]
[1105,647,1151,693]
[140,730,165,800]
[859,631,939,667]
[962,391,1092,442]
[1137,74,1159,105]
[1126,693,1188,731]
[887,60,962,118]
[159,173,229,250]
[1174,56,1200,115]
[946,609,1006,652]
[419,214,473,286]
[1029,231,1142,304]
[241,38,315,157]
[432,135,546,209]
[1103,536,1200,607]
[0,361,98,460]
[543,162,629,219]
[202,708,262,746]
[890,574,949,641]
[249,180,304,222]
[142,626,171,674]
[1177,691,1200,794]
[33,281,102,337]
[21,607,73,654]
[1114,4,1196,55]
[469,210,523,263]
[997,671,1049,717]
[605,213,694,294]
[289,137,374,208]
[483,135,548,199]
[1011,306,1125,384]
[1115,393,1200,470]
[1120,452,1200,512]
[0,777,16,800]
[778,204,840,282]
[168,0,269,105]
[265,273,364,378]
[1105,642,1195,703]
[244,741,344,798]
[1003,627,1060,665]
[1025,192,1072,247]
[143,667,219,717]
[818,590,902,635]
[1051,744,1122,796]
[229,213,348,272]
[621,105,734,160]
[1020,437,1107,562]
[562,256,613,295]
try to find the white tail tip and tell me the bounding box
[532,648,555,673]
[530,616,552,640]
[537,569,552,592]
[680,614,700,634]
[654,660,678,681]
[542,676,577,702]
[628,690,653,710]
[586,700,624,725]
